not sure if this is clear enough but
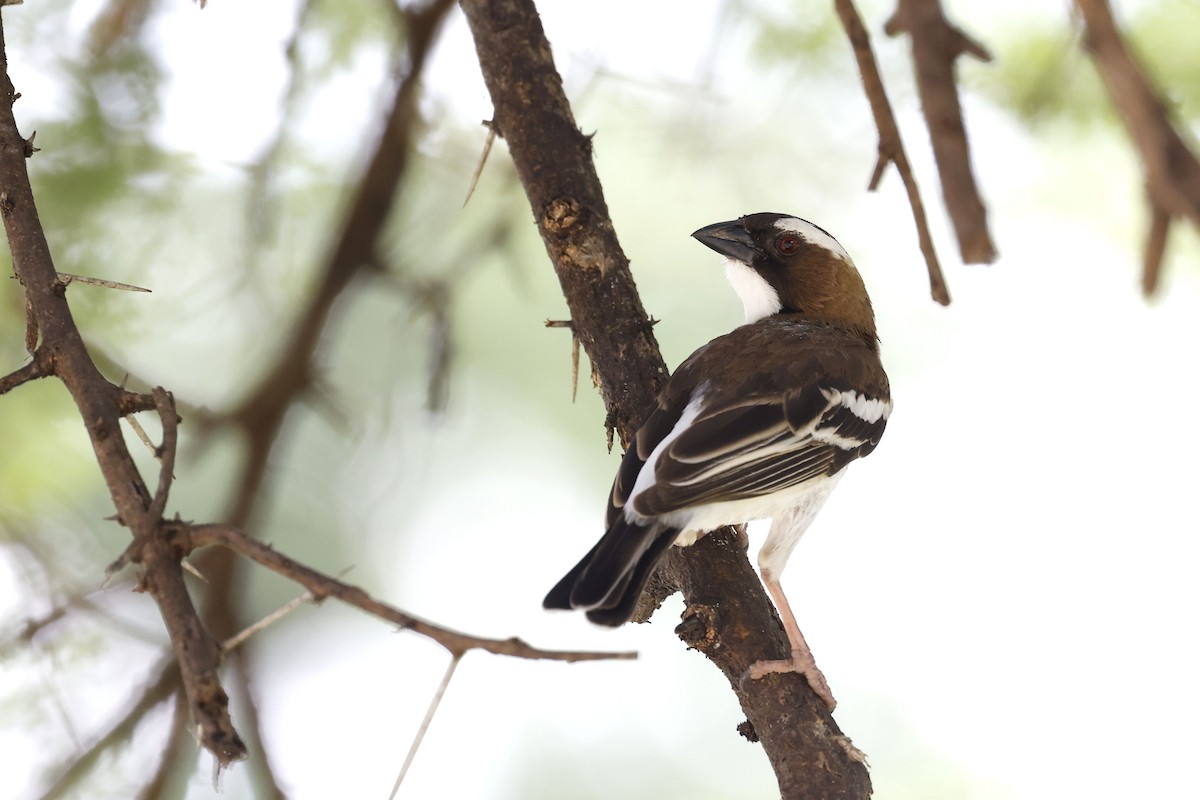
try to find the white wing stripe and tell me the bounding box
[671,431,810,487]
[820,388,891,423]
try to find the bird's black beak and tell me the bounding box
[692,219,759,264]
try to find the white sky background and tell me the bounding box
[3,1,1200,799]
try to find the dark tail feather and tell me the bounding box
[543,540,601,611]
[543,517,678,623]
[584,530,677,626]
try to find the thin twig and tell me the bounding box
[388,653,461,800]
[220,568,351,652]
[834,0,952,305]
[185,522,636,663]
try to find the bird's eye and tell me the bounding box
[776,234,801,256]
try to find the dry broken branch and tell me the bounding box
[1074,0,1200,295]
[834,0,952,305]
[886,0,997,264]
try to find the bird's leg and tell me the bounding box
[746,577,837,712]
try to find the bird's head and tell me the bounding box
[692,213,876,339]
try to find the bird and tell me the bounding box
[543,212,890,711]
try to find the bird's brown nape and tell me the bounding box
[813,258,877,344]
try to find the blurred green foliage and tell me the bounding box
[2,1,1199,798]
[969,0,1200,130]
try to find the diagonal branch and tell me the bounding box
[885,0,997,264]
[834,0,952,305]
[1074,0,1200,295]
[185,522,633,662]
[0,9,247,768]
[458,1,871,797]
[458,0,667,450]
[6,0,592,777]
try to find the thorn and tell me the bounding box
[545,320,581,400]
[570,335,580,403]
[24,130,39,158]
[181,559,208,583]
[55,272,151,292]
[463,121,497,208]
[123,413,162,463]
[220,567,350,652]
[105,542,139,583]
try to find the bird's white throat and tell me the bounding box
[724,258,782,323]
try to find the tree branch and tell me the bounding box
[0,347,51,394]
[1074,0,1200,295]
[0,9,247,768]
[834,0,952,305]
[458,0,667,450]
[459,1,871,796]
[3,0,628,779]
[885,0,997,264]
[185,522,631,662]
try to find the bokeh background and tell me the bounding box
[2,1,1199,798]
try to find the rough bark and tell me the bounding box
[459,1,873,797]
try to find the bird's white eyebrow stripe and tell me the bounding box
[774,217,851,263]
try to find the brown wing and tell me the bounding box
[630,319,890,517]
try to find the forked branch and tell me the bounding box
[834,0,952,305]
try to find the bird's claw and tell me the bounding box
[743,653,837,712]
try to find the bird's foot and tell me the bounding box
[744,650,837,712]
